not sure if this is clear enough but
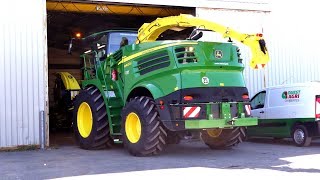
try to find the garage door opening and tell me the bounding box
[46,1,194,147]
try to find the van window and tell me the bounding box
[251,91,266,110]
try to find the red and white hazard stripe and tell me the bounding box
[183,106,201,118]
[245,105,251,116]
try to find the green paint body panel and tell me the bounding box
[185,102,257,129]
[122,41,245,100]
[79,31,257,134]
[247,118,316,138]
[185,117,257,129]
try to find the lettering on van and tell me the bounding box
[282,90,301,102]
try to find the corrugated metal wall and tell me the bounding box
[0,1,47,148]
[96,0,269,11]
[196,7,320,97]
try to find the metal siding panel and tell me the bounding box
[15,23,23,146]
[4,24,12,147]
[0,23,5,147]
[21,23,30,146]
[10,23,18,146]
[0,1,46,148]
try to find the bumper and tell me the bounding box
[155,87,256,131]
[161,116,258,131]
[157,102,258,131]
[185,117,258,129]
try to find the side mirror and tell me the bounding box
[68,38,74,54]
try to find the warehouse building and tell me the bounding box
[0,0,319,149]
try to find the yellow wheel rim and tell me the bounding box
[125,112,142,143]
[77,102,93,138]
[207,129,223,138]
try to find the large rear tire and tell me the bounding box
[73,86,113,149]
[201,127,246,149]
[121,96,167,156]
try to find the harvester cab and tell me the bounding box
[52,30,137,130]
[68,30,137,57]
[66,14,270,156]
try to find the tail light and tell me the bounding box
[256,33,263,37]
[111,69,118,81]
[242,94,249,100]
[184,96,193,101]
[159,100,165,110]
[316,96,320,120]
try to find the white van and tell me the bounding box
[247,81,320,146]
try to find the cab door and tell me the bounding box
[251,91,267,119]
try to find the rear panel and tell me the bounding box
[123,40,246,100]
[122,40,255,131]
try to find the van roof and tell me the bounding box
[262,81,320,91]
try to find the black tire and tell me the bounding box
[166,132,181,145]
[292,125,312,147]
[201,127,246,149]
[121,96,167,156]
[73,86,113,149]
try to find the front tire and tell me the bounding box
[292,125,312,147]
[121,96,167,156]
[201,127,246,149]
[73,86,113,149]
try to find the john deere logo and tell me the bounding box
[215,50,223,59]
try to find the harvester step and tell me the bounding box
[112,133,122,136]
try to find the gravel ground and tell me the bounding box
[1,138,320,180]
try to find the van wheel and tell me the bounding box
[292,125,312,147]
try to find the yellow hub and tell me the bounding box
[125,112,142,143]
[77,102,93,138]
[207,129,223,138]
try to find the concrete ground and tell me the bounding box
[1,136,320,180]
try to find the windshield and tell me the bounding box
[107,32,137,54]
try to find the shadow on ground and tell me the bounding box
[1,134,320,179]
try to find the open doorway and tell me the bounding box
[46,1,194,147]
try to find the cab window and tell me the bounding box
[251,91,266,109]
[107,32,137,54]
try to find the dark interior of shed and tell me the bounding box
[46,6,195,147]
[47,11,157,146]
